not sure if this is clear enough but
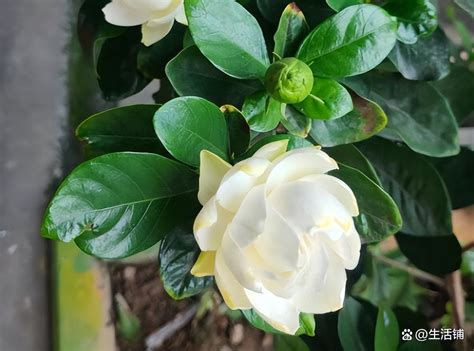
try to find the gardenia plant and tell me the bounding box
[44,0,474,348]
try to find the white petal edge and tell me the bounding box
[103,0,151,26]
[252,140,289,162]
[245,287,301,334]
[198,150,231,205]
[141,19,174,46]
[214,250,252,310]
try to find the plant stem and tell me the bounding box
[373,254,445,288]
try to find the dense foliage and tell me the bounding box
[43,0,474,349]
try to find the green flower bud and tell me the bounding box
[264,58,314,104]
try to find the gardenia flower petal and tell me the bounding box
[123,0,172,11]
[193,197,233,251]
[198,150,232,205]
[214,250,252,310]
[192,141,361,334]
[265,147,339,193]
[141,19,175,46]
[244,287,301,334]
[103,0,151,26]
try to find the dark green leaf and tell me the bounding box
[337,297,377,351]
[76,105,168,159]
[394,308,442,351]
[302,312,343,351]
[282,106,312,138]
[297,5,397,78]
[310,94,387,146]
[221,105,251,157]
[396,233,462,276]
[274,4,309,58]
[455,0,474,17]
[154,97,229,167]
[431,65,474,125]
[383,0,437,44]
[324,144,380,184]
[326,0,363,11]
[331,165,402,242]
[344,72,459,157]
[358,138,453,236]
[242,91,285,132]
[159,223,213,299]
[375,305,399,351]
[185,0,270,79]
[166,46,262,107]
[295,78,353,120]
[42,153,198,258]
[398,340,442,351]
[137,23,186,79]
[389,29,450,81]
[274,335,310,351]
[242,309,315,336]
[427,148,474,209]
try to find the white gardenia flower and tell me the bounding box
[102,0,187,46]
[191,140,362,334]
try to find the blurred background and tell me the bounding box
[0,0,473,350]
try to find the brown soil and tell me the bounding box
[110,263,272,351]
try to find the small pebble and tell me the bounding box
[123,266,136,281]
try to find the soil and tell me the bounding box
[111,263,272,351]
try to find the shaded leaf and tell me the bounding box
[274,4,309,58]
[242,309,315,336]
[76,104,168,159]
[282,106,312,138]
[186,0,270,79]
[154,97,229,167]
[242,91,285,132]
[166,46,262,107]
[375,305,399,351]
[221,105,251,157]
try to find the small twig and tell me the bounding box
[145,304,198,351]
[462,241,474,252]
[373,254,445,289]
[445,272,467,351]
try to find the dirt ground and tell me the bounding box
[111,264,273,351]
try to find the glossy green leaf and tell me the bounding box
[358,138,453,236]
[383,0,437,44]
[330,165,402,242]
[76,105,167,159]
[324,144,380,184]
[274,4,309,58]
[310,94,386,146]
[137,23,186,79]
[338,297,377,351]
[42,153,198,258]
[431,65,474,124]
[185,0,270,79]
[154,97,229,167]
[221,105,251,157]
[455,0,474,17]
[374,306,399,351]
[282,106,312,138]
[274,335,310,351]
[396,233,462,276]
[344,72,459,157]
[297,5,397,78]
[352,253,424,311]
[295,78,353,120]
[242,309,315,336]
[242,91,285,132]
[427,148,474,209]
[326,0,363,11]
[166,46,262,107]
[159,223,213,300]
[389,29,450,81]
